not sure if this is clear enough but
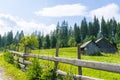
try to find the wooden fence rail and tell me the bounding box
[8,49,120,80]
[11,51,120,73]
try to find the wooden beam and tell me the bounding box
[9,50,24,57]
[77,44,82,76]
[14,56,32,65]
[56,70,101,80]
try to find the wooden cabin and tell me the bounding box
[80,41,100,55]
[95,38,117,53]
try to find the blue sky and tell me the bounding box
[0,0,120,35]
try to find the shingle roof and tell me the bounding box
[80,41,92,48]
[95,38,103,43]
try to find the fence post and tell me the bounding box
[53,43,59,80]
[77,44,82,76]
[23,46,27,70]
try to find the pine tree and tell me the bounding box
[93,16,100,37]
[0,35,2,47]
[88,22,93,36]
[51,35,57,48]
[59,21,68,47]
[101,17,108,37]
[74,23,81,43]
[7,31,13,46]
[37,32,43,49]
[44,35,50,49]
[80,17,88,40]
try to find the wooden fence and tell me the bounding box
[8,45,120,80]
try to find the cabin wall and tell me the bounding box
[86,43,100,55]
[96,40,117,53]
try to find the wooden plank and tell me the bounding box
[54,44,59,69]
[23,47,27,70]
[27,54,120,73]
[56,70,101,80]
[14,56,32,65]
[77,45,82,76]
[9,50,24,57]
[18,63,25,69]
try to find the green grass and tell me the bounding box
[0,52,27,80]
[32,47,120,80]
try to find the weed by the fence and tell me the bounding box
[41,68,54,80]
[57,73,75,80]
[14,57,20,68]
[26,58,42,80]
[4,51,14,64]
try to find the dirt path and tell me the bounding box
[0,54,14,80]
[0,67,14,80]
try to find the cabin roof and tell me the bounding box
[95,38,113,46]
[80,40,92,48]
[95,38,104,43]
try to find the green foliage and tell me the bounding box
[93,16,100,37]
[83,36,96,43]
[26,58,54,80]
[26,58,42,80]
[4,51,14,64]
[43,35,51,49]
[80,17,88,40]
[74,23,81,43]
[20,35,38,49]
[37,32,43,49]
[7,31,13,46]
[51,35,57,48]
[68,37,76,47]
[58,20,69,47]
[101,17,108,37]
[57,74,75,80]
[14,57,20,68]
[41,68,54,80]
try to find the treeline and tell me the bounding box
[0,16,120,50]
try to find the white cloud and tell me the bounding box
[35,3,120,21]
[0,13,56,36]
[35,4,87,17]
[89,3,120,21]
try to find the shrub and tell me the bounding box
[26,58,55,80]
[41,68,54,80]
[57,73,75,80]
[4,51,14,64]
[14,57,20,68]
[26,58,42,80]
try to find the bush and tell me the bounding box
[41,68,54,80]
[57,73,75,80]
[4,52,14,64]
[26,58,42,80]
[14,57,20,68]
[26,58,55,80]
